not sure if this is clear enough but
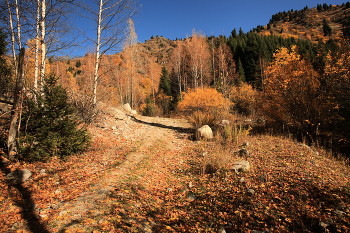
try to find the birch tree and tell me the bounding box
[170,42,186,99]
[7,48,25,158]
[185,30,211,89]
[81,0,137,105]
[1,0,74,158]
[122,18,138,107]
[215,43,236,97]
[1,0,75,93]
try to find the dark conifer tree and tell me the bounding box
[159,66,171,96]
[18,75,91,161]
[239,27,244,36]
[231,29,237,38]
[323,19,332,36]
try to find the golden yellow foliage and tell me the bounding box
[229,83,256,116]
[178,88,231,128]
[178,88,230,114]
[261,46,333,131]
[25,38,51,89]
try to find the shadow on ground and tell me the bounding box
[0,159,50,233]
[130,116,194,135]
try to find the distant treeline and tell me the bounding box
[214,31,339,88]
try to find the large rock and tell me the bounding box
[6,169,32,185]
[230,161,250,173]
[123,103,132,112]
[195,125,213,140]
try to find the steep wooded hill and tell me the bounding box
[256,3,350,42]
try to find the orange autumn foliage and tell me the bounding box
[260,46,334,134]
[25,38,51,89]
[177,88,231,128]
[229,83,256,116]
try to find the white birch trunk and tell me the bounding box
[14,0,22,49]
[6,0,18,76]
[34,0,41,93]
[93,0,103,105]
[40,0,46,91]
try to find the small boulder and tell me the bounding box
[130,110,137,115]
[196,125,213,140]
[239,177,245,183]
[6,169,32,184]
[39,169,47,175]
[238,148,249,157]
[247,188,255,196]
[187,194,196,202]
[230,161,250,173]
[123,103,132,112]
[241,142,250,147]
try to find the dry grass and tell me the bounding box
[187,110,217,129]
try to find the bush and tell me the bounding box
[229,83,256,116]
[69,92,99,124]
[187,111,216,129]
[18,75,91,161]
[177,88,231,128]
[141,97,161,117]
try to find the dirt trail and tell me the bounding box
[49,112,192,232]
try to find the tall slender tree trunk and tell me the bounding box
[93,0,103,105]
[34,0,41,93]
[211,41,216,88]
[6,0,18,76]
[40,0,46,91]
[7,48,25,158]
[14,0,22,49]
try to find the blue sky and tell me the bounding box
[133,0,347,42]
[67,0,347,57]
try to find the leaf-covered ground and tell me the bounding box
[0,107,349,233]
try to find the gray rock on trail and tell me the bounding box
[123,103,137,115]
[196,125,213,140]
[247,188,255,196]
[39,169,47,175]
[123,103,132,112]
[6,169,32,184]
[230,161,250,173]
[238,148,249,157]
[241,141,250,147]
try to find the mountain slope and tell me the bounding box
[257,3,350,42]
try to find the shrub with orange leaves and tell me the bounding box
[229,83,256,116]
[177,88,231,128]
